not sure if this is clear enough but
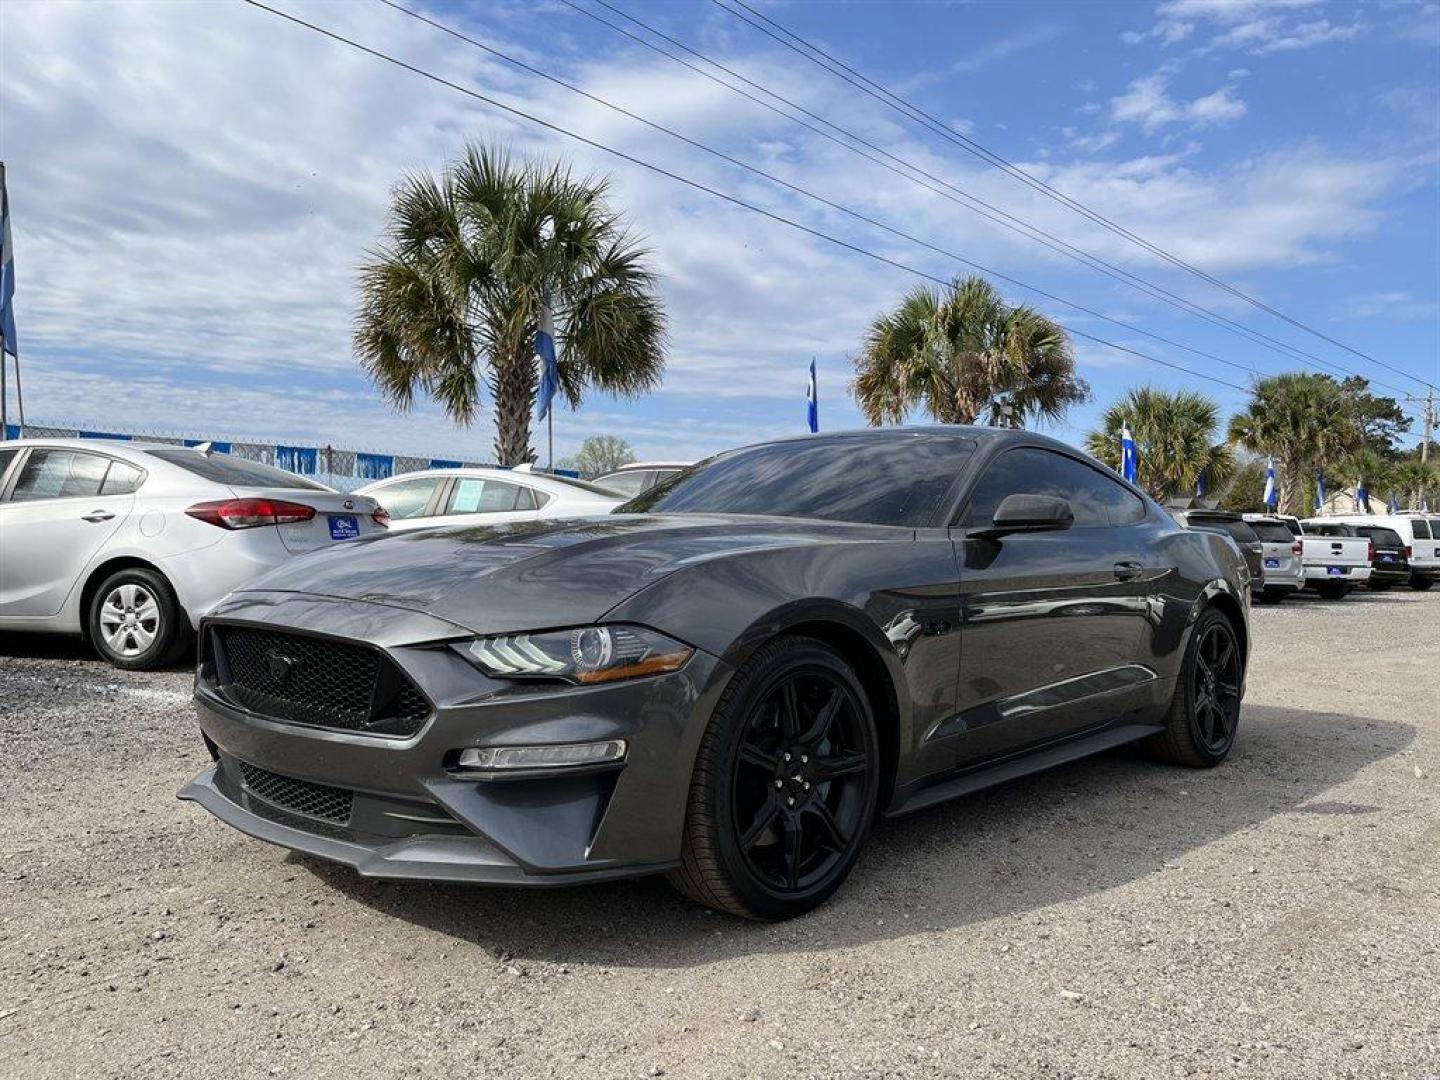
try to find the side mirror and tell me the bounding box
[972,493,1074,539]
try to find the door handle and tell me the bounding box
[81,510,115,523]
[1113,561,1143,581]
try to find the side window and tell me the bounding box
[100,461,146,495]
[10,449,111,502]
[370,477,442,520]
[1412,519,1431,540]
[513,485,539,511]
[446,478,525,514]
[600,471,649,498]
[0,446,20,490]
[961,448,1118,528]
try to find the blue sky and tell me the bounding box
[2,0,1437,464]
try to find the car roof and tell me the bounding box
[361,466,617,500]
[0,436,178,453]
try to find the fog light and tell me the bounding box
[456,740,627,772]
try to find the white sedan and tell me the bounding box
[356,466,621,532]
[0,438,388,669]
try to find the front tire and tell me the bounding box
[667,636,880,920]
[1144,607,1242,768]
[88,567,186,671]
[1411,576,1434,592]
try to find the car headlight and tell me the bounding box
[457,625,693,684]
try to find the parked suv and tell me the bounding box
[1324,513,1440,591]
[1349,524,1411,590]
[1241,514,1305,602]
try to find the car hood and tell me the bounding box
[237,513,900,636]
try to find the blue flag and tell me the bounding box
[1315,470,1326,512]
[534,294,559,421]
[1355,478,1370,513]
[1263,458,1277,510]
[1388,494,1400,514]
[1120,423,1138,483]
[1,163,16,358]
[1194,472,1208,499]
[806,359,818,433]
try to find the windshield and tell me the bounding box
[143,448,332,490]
[596,470,650,497]
[621,433,975,527]
[1355,526,1403,547]
[1249,521,1294,544]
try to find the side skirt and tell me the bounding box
[883,723,1163,819]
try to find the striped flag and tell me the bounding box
[534,293,559,421]
[1120,423,1138,483]
[1315,470,1326,512]
[1355,478,1370,513]
[806,358,818,433]
[1263,458,1277,509]
[1,163,15,359]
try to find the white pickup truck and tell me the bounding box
[1293,517,1373,599]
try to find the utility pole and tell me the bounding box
[1404,388,1435,465]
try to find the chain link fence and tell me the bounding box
[2,420,519,491]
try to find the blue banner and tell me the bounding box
[3,423,17,441]
[356,452,394,480]
[428,458,463,470]
[79,430,130,440]
[275,445,319,475]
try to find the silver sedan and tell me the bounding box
[0,438,387,669]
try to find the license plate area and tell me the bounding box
[328,515,360,541]
[1264,558,1279,568]
[1326,566,1346,576]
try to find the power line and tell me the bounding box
[714,0,1437,393]
[378,0,1265,384]
[240,0,1250,396]
[567,0,1414,397]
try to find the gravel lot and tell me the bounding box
[1,590,1437,1080]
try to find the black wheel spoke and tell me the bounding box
[806,799,849,852]
[1215,638,1235,673]
[781,812,803,889]
[802,688,844,745]
[813,752,866,782]
[740,797,780,852]
[778,680,803,740]
[739,743,779,772]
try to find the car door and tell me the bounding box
[946,446,1158,767]
[0,447,140,618]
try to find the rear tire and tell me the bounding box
[1316,582,1350,600]
[667,636,880,920]
[1368,580,1392,592]
[1254,589,1285,605]
[87,567,187,671]
[1144,607,1242,769]
[1411,577,1434,592]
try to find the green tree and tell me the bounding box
[1227,373,1361,516]
[355,144,667,466]
[1216,456,1270,513]
[853,276,1088,428]
[1339,376,1411,457]
[1336,446,1394,511]
[1390,456,1440,510]
[1084,386,1234,502]
[562,434,636,479]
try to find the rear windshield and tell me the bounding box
[1249,521,1294,544]
[1355,526,1403,547]
[622,434,974,527]
[538,472,622,498]
[1412,518,1432,540]
[143,448,331,490]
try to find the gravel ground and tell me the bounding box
[1,590,1437,1080]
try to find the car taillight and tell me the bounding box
[1291,541,1303,557]
[1367,542,1375,562]
[1406,545,1413,558]
[371,507,391,528]
[185,498,317,529]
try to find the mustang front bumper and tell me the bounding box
[177,591,729,886]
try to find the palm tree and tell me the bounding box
[355,144,667,465]
[1336,447,1393,512]
[1084,387,1234,502]
[1391,457,1440,510]
[1227,373,1360,516]
[852,276,1088,429]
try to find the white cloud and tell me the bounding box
[1111,73,1247,132]
[950,23,1064,73]
[1124,0,1362,53]
[1343,291,1440,321]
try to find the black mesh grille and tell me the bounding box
[238,761,353,824]
[211,626,431,738]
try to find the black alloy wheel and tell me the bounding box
[668,637,879,920]
[1145,607,1243,768]
[1190,618,1241,756]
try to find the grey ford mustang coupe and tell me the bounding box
[180,427,1250,920]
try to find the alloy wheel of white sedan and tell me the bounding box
[99,582,161,657]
